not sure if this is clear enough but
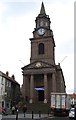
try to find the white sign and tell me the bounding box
[62,95,66,108]
[56,95,61,108]
[51,95,55,108]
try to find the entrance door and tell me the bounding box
[38,90,44,101]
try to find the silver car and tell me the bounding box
[69,108,75,118]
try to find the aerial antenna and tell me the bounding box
[19,60,25,66]
[59,56,67,64]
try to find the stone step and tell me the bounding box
[26,103,50,114]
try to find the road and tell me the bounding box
[47,116,70,120]
[1,113,71,120]
[2,116,70,120]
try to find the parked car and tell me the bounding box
[69,108,75,118]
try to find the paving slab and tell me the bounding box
[2,113,50,119]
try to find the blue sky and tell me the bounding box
[0,0,74,93]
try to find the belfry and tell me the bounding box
[22,2,66,103]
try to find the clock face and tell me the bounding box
[37,28,45,35]
[36,62,41,67]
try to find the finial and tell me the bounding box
[40,2,46,15]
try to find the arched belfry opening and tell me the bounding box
[22,2,66,103]
[38,43,44,54]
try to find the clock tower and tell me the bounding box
[30,2,55,65]
[22,2,66,103]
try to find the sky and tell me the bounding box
[0,0,74,94]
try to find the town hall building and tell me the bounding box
[22,2,66,103]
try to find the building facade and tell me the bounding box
[68,93,76,105]
[22,2,66,103]
[0,71,20,110]
[0,71,4,107]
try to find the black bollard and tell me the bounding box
[48,110,49,117]
[32,111,33,119]
[39,111,41,118]
[16,109,18,120]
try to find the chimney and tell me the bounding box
[58,63,60,66]
[11,74,15,80]
[6,71,9,76]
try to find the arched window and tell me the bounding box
[38,43,44,54]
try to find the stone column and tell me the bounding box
[29,74,34,103]
[58,70,64,92]
[23,75,29,101]
[52,73,56,92]
[44,74,48,103]
[23,75,26,100]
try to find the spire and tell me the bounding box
[40,2,46,15]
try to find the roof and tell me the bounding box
[0,71,20,85]
[68,94,76,99]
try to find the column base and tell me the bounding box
[44,99,47,103]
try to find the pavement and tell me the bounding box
[2,113,52,119]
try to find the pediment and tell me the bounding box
[22,61,55,70]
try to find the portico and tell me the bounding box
[22,63,57,103]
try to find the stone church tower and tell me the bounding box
[22,2,66,103]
